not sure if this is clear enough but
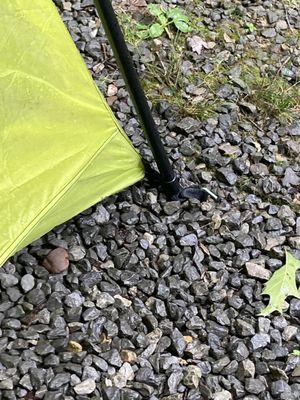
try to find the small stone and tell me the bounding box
[43,248,69,274]
[283,168,300,187]
[49,373,71,390]
[276,20,288,30]
[170,328,186,356]
[180,234,198,246]
[214,390,232,400]
[231,341,249,361]
[267,11,279,23]
[250,334,270,350]
[236,319,255,337]
[0,273,18,289]
[271,380,292,397]
[250,163,269,177]
[36,340,55,356]
[289,237,300,249]
[112,362,134,388]
[245,378,266,394]
[265,217,283,231]
[265,236,286,251]
[245,262,271,280]
[282,325,298,341]
[67,341,83,353]
[235,233,254,248]
[63,1,72,11]
[69,246,86,261]
[92,205,110,224]
[0,379,13,390]
[183,365,202,389]
[168,370,183,394]
[107,84,118,97]
[82,366,99,381]
[258,317,270,333]
[262,28,276,38]
[20,274,35,292]
[175,117,200,134]
[74,379,96,395]
[114,295,132,308]
[96,292,115,309]
[65,292,84,308]
[217,167,237,185]
[219,143,241,156]
[239,359,255,378]
[121,350,137,364]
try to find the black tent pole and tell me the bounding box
[93,0,217,202]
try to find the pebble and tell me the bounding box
[250,334,270,350]
[74,379,96,395]
[182,365,202,389]
[0,273,18,288]
[112,362,134,388]
[245,378,266,394]
[20,274,35,292]
[245,262,272,280]
[262,28,276,38]
[214,390,232,400]
[43,248,69,273]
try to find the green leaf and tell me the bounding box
[137,30,149,39]
[173,19,191,33]
[292,350,300,356]
[158,14,168,26]
[148,4,164,17]
[167,7,191,33]
[149,23,164,38]
[245,22,256,33]
[167,7,187,20]
[136,23,149,30]
[259,252,300,316]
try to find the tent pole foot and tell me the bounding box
[144,163,217,202]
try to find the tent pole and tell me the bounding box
[93,0,217,202]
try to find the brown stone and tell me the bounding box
[42,248,69,274]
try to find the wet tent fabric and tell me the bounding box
[0,0,144,266]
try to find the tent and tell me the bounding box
[0,0,214,267]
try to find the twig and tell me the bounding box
[283,3,294,32]
[276,55,291,77]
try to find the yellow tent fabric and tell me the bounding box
[0,0,144,267]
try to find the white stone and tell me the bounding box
[112,363,134,389]
[74,379,96,395]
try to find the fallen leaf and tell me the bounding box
[205,41,216,49]
[223,32,235,43]
[121,350,137,363]
[187,35,208,55]
[259,252,300,316]
[200,242,210,256]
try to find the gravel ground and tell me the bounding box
[1,0,300,399]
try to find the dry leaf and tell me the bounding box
[223,32,235,43]
[187,35,208,55]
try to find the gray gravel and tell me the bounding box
[0,0,300,399]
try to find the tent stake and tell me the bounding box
[93,0,217,202]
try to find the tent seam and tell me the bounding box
[0,129,122,263]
